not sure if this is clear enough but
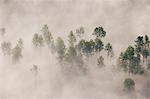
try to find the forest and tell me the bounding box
[1,24,150,99]
[0,25,149,99]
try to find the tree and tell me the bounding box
[65,46,77,63]
[135,35,150,62]
[93,26,106,38]
[17,38,24,49]
[68,31,76,47]
[118,52,128,72]
[56,37,66,61]
[145,35,149,44]
[76,26,84,37]
[1,41,12,55]
[124,46,135,60]
[97,56,105,67]
[143,35,150,60]
[124,78,135,91]
[11,44,23,63]
[77,39,86,52]
[135,36,144,47]
[82,40,95,56]
[32,33,44,47]
[118,46,143,75]
[105,43,113,58]
[94,38,104,54]
[41,24,54,48]
[65,46,85,70]
[135,36,144,59]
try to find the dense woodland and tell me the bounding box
[0,25,150,93]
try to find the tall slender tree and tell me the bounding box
[41,24,54,48]
[56,37,66,61]
[94,38,104,55]
[105,43,113,58]
[68,31,76,47]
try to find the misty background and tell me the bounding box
[0,0,150,99]
[0,0,150,54]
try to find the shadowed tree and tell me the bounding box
[68,31,76,47]
[81,39,95,56]
[145,35,149,44]
[118,52,128,72]
[56,37,66,61]
[32,33,44,47]
[135,35,150,63]
[41,24,54,49]
[1,41,12,55]
[135,36,144,60]
[77,39,86,52]
[118,46,143,75]
[105,42,113,58]
[11,44,23,63]
[94,38,104,55]
[66,31,77,63]
[65,46,77,63]
[124,78,135,91]
[11,39,24,63]
[143,35,150,60]
[97,56,105,67]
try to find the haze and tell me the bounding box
[0,0,150,99]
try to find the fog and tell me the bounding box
[0,0,150,99]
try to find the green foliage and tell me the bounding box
[105,43,113,58]
[77,39,86,51]
[68,31,76,46]
[118,35,150,74]
[65,46,84,68]
[41,24,54,47]
[145,35,149,44]
[118,52,128,72]
[11,41,23,63]
[32,33,44,47]
[118,46,143,74]
[135,35,150,61]
[56,37,66,60]
[93,26,106,38]
[78,39,95,55]
[1,41,12,55]
[124,78,135,91]
[94,38,104,53]
[65,46,77,62]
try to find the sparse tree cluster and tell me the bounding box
[118,35,150,75]
[52,26,114,75]
[1,38,24,63]
[1,25,150,94]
